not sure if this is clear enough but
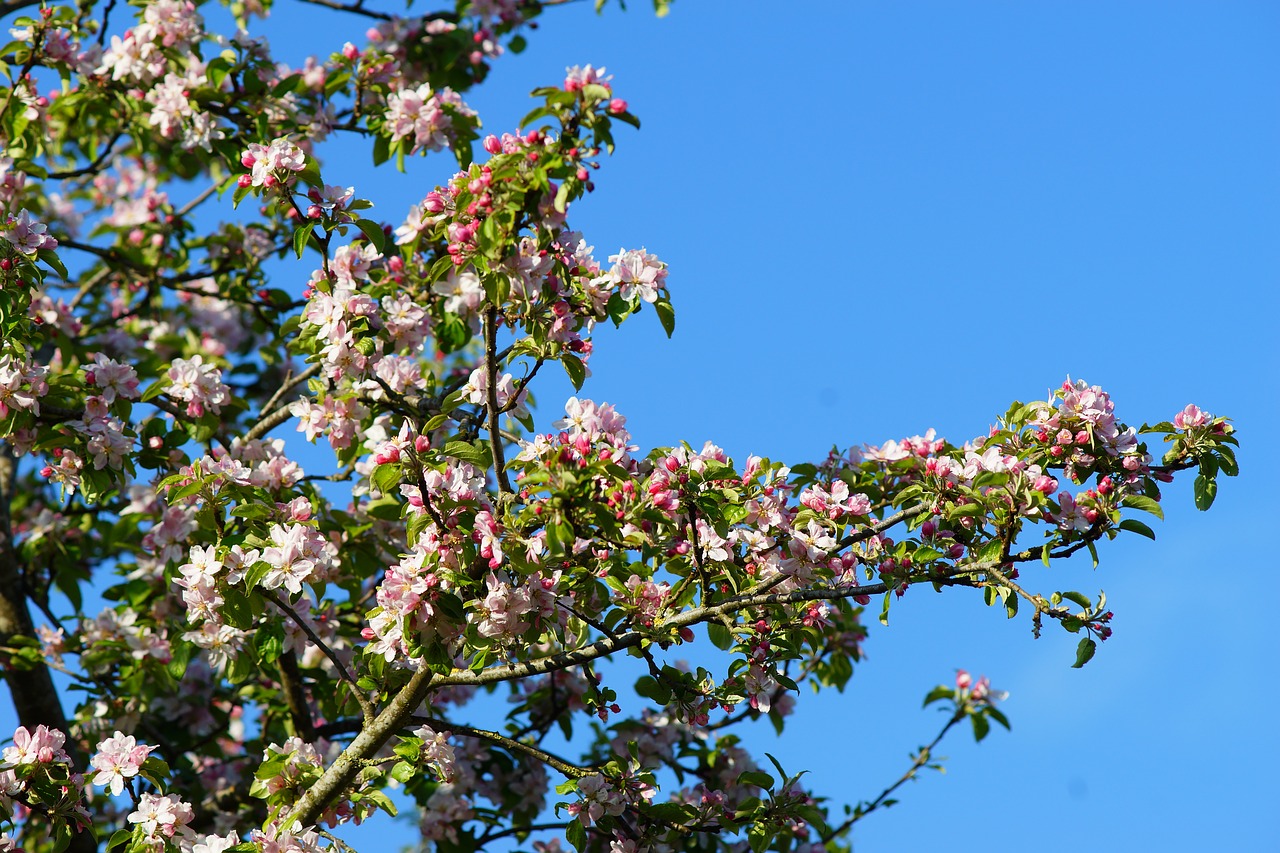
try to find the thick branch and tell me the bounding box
[284,664,434,828]
[0,451,97,853]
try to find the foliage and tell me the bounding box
[0,1,1236,852]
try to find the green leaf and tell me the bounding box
[736,770,775,789]
[1120,494,1164,520]
[442,440,493,470]
[355,218,387,255]
[140,377,170,402]
[554,181,572,213]
[293,222,317,259]
[1117,518,1156,540]
[562,354,587,391]
[37,248,67,279]
[1061,591,1092,610]
[654,298,676,337]
[970,711,990,742]
[707,621,734,650]
[1072,636,1097,668]
[1217,445,1239,476]
[1193,474,1217,511]
[634,674,671,706]
[922,685,954,707]
[371,463,402,495]
[566,818,586,853]
[913,545,944,563]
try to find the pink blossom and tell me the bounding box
[1173,404,1210,429]
[1,209,58,254]
[564,64,611,92]
[242,138,307,187]
[596,247,668,304]
[91,731,156,796]
[3,724,69,765]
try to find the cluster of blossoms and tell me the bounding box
[97,0,203,83]
[167,355,231,417]
[239,138,308,189]
[592,248,668,305]
[385,85,476,154]
[0,726,89,844]
[954,669,1008,706]
[89,732,155,796]
[1031,378,1142,473]
[0,352,47,419]
[0,210,58,255]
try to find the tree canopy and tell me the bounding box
[0,1,1238,852]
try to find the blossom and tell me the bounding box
[1,209,58,254]
[241,138,307,187]
[91,732,156,796]
[385,85,474,154]
[564,64,611,92]
[2,725,69,765]
[167,355,231,417]
[127,793,194,846]
[595,247,668,304]
[85,353,140,404]
[1173,403,1210,429]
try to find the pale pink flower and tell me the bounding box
[91,732,156,796]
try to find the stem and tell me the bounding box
[820,709,965,842]
[483,306,514,495]
[264,590,375,722]
[409,714,592,779]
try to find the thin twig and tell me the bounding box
[483,306,514,495]
[820,709,965,842]
[263,590,375,722]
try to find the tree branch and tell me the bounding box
[483,305,514,495]
[820,708,966,842]
[264,590,375,722]
[409,713,593,779]
[284,663,435,828]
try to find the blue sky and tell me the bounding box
[383,1,1274,849]
[413,2,1275,847]
[7,1,1278,850]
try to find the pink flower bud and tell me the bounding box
[342,42,360,60]
[483,134,502,154]
[608,98,627,114]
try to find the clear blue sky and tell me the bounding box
[374,2,1274,849]
[11,1,1280,850]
